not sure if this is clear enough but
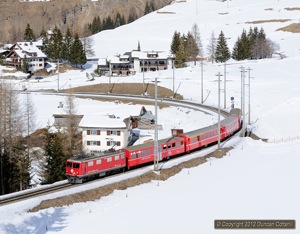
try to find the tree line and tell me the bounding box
[86,1,157,35]
[170,25,279,67]
[23,24,88,68]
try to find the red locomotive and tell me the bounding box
[66,109,241,183]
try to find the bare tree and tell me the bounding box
[191,23,203,58]
[63,91,81,157]
[0,81,29,194]
[82,36,96,58]
[207,31,216,63]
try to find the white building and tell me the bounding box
[79,114,133,153]
[98,50,174,76]
[6,41,47,73]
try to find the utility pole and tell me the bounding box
[201,60,204,103]
[142,60,145,95]
[224,62,227,109]
[154,78,159,171]
[239,66,244,114]
[172,58,175,96]
[108,61,111,93]
[57,59,59,92]
[242,68,247,137]
[216,72,223,149]
[247,67,252,125]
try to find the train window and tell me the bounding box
[115,156,119,160]
[73,163,80,168]
[197,136,200,141]
[172,143,176,147]
[88,161,93,167]
[131,153,135,159]
[168,144,171,149]
[96,159,101,165]
[136,152,140,158]
[121,154,125,159]
[67,162,72,167]
[142,150,146,157]
[148,149,151,155]
[107,157,112,162]
[163,145,167,151]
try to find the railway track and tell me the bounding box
[0,183,74,206]
[0,92,233,206]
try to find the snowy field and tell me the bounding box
[0,0,300,233]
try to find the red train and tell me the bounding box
[66,109,241,183]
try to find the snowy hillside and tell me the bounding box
[0,0,300,233]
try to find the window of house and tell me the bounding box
[107,131,121,136]
[90,130,97,135]
[90,141,100,146]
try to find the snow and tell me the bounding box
[1,0,300,233]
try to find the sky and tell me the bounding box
[0,0,300,233]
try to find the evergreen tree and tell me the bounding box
[175,40,186,68]
[62,27,73,61]
[232,29,251,61]
[215,31,231,63]
[47,26,64,61]
[185,32,199,64]
[144,2,151,15]
[40,28,49,54]
[23,23,36,42]
[69,34,87,68]
[127,7,138,23]
[137,41,141,51]
[90,16,102,34]
[0,53,4,65]
[44,129,66,184]
[240,29,251,59]
[103,16,114,30]
[232,36,242,60]
[22,55,29,73]
[170,31,181,54]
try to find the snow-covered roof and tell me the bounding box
[14,42,47,59]
[131,50,173,60]
[79,114,127,129]
[98,58,107,66]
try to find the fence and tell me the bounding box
[268,135,300,143]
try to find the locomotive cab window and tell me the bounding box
[73,163,80,168]
[67,162,72,168]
